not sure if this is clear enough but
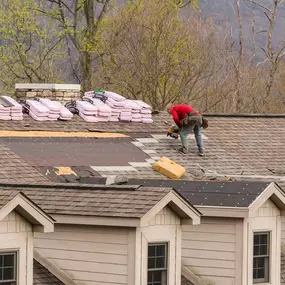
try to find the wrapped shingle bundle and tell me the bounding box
[0,104,11,120]
[76,100,99,122]
[133,100,153,123]
[38,98,73,121]
[0,96,23,120]
[25,100,50,121]
[82,97,112,121]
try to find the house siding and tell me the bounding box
[0,210,33,285]
[148,206,181,226]
[182,217,237,285]
[247,199,281,285]
[140,206,182,285]
[34,224,131,285]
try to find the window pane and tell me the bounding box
[3,255,14,267]
[254,245,259,256]
[148,257,155,269]
[257,268,265,279]
[155,257,165,269]
[3,267,14,280]
[148,246,155,257]
[156,245,165,256]
[260,245,268,255]
[153,271,162,282]
[260,234,268,245]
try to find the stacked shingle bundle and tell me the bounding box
[104,91,126,122]
[25,100,50,121]
[24,98,73,121]
[76,100,99,122]
[83,89,153,123]
[0,96,23,120]
[83,97,112,122]
[38,98,73,121]
[134,100,153,123]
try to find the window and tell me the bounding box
[147,243,168,285]
[253,232,270,283]
[0,252,17,285]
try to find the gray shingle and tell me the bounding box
[0,183,171,218]
[33,260,64,285]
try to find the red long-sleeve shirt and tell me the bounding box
[169,105,199,127]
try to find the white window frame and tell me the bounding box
[253,232,270,284]
[0,252,17,284]
[147,243,168,285]
[140,226,179,285]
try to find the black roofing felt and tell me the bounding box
[0,137,148,167]
[124,179,271,207]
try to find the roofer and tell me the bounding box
[167,104,207,156]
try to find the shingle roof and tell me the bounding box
[118,179,271,207]
[0,183,171,218]
[181,275,194,285]
[1,113,285,184]
[33,260,64,285]
[0,143,49,183]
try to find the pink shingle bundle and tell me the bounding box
[82,89,153,123]
[39,98,73,121]
[76,100,99,122]
[26,100,50,121]
[0,96,23,120]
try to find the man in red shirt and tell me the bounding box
[167,104,204,156]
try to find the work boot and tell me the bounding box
[198,150,204,156]
[177,147,188,155]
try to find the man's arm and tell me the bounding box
[170,109,180,127]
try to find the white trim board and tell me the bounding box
[15,83,81,91]
[0,193,54,233]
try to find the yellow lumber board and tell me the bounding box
[0,131,127,138]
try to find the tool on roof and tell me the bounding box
[167,125,180,139]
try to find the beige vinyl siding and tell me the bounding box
[0,210,33,285]
[35,224,131,285]
[148,206,180,226]
[256,199,280,217]
[182,217,237,285]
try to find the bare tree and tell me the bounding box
[249,0,285,100]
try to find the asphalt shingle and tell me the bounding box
[0,143,49,183]
[0,183,171,218]
[33,260,64,285]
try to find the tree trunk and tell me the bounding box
[81,51,93,91]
